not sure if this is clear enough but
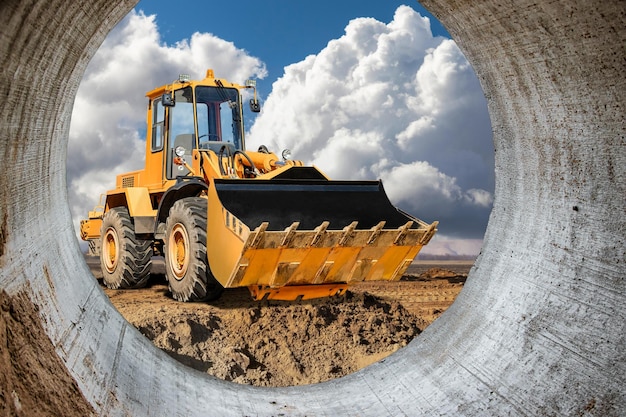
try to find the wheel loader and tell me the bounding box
[80,69,438,302]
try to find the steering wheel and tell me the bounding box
[218,145,233,176]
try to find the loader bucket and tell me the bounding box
[206,178,437,300]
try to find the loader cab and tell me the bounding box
[161,82,245,180]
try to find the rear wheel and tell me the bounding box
[164,197,223,302]
[100,207,152,289]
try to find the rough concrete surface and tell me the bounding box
[0,0,624,416]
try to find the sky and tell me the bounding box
[67,1,494,256]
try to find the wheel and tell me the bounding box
[164,197,224,302]
[100,207,152,289]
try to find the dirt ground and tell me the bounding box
[0,288,95,417]
[88,256,471,387]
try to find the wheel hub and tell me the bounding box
[103,227,119,273]
[169,223,189,281]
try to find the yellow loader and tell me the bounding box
[80,70,438,302]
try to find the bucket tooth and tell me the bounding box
[393,221,414,245]
[229,263,249,287]
[309,221,330,247]
[367,221,386,245]
[314,261,335,284]
[418,221,439,245]
[280,222,300,247]
[273,261,301,286]
[247,222,268,250]
[348,258,377,282]
[392,258,414,280]
[339,221,358,246]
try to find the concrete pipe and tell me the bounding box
[0,0,624,415]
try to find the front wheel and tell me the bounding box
[164,197,223,302]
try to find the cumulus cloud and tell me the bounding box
[68,6,493,256]
[247,6,493,253]
[67,10,266,236]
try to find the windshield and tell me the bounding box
[195,86,243,150]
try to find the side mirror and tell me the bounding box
[162,92,175,107]
[249,98,261,113]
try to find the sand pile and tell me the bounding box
[127,290,420,387]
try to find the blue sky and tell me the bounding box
[68,2,493,256]
[137,0,450,98]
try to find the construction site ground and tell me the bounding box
[86,256,472,387]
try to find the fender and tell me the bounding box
[105,187,157,234]
[155,177,208,238]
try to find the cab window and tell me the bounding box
[151,98,165,152]
[167,87,195,179]
[195,86,242,150]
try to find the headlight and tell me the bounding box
[175,146,186,157]
[281,149,291,161]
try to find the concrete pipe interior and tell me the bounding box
[1,0,624,415]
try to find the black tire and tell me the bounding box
[100,207,153,289]
[164,197,223,302]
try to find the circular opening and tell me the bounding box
[4,0,623,415]
[68,1,492,388]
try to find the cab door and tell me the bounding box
[166,86,196,179]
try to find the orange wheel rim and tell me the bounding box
[168,223,189,281]
[103,227,119,273]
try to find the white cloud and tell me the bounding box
[67,10,267,239]
[418,235,484,257]
[464,188,494,207]
[247,5,493,253]
[68,6,493,257]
